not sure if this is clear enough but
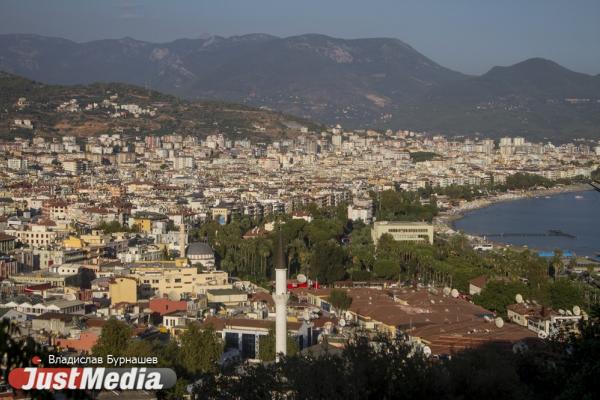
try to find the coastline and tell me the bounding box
[436,183,591,235]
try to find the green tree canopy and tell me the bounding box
[92,318,133,359]
[328,289,353,313]
[473,281,529,316]
[258,328,299,362]
[309,241,348,284]
[179,323,223,377]
[373,259,399,279]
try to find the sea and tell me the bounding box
[453,189,600,258]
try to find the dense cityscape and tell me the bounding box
[1,92,600,398]
[1,1,600,399]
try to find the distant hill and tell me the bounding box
[1,33,599,140]
[0,71,319,139]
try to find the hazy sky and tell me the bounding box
[1,0,599,75]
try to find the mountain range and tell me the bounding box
[1,33,599,141]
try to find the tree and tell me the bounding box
[504,172,553,190]
[410,151,439,163]
[124,339,155,360]
[258,328,299,362]
[551,249,564,279]
[328,289,353,314]
[94,220,129,234]
[179,323,223,377]
[92,318,133,359]
[351,269,372,281]
[0,320,90,399]
[376,233,399,260]
[549,279,584,311]
[348,225,375,272]
[206,330,600,400]
[473,281,529,316]
[373,259,399,279]
[304,219,344,245]
[309,241,348,284]
[375,190,437,222]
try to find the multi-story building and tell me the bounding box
[127,264,229,300]
[371,221,434,244]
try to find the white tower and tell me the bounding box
[179,221,186,258]
[273,230,289,362]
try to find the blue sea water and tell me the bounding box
[453,190,600,257]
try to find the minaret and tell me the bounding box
[273,229,289,362]
[179,220,186,258]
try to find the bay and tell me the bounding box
[453,190,600,257]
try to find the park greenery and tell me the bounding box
[416,171,590,203]
[186,185,595,316]
[93,220,138,234]
[409,151,440,162]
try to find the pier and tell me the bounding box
[482,230,576,239]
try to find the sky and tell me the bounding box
[0,0,599,75]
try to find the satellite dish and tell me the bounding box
[566,310,573,316]
[538,331,548,339]
[339,318,346,327]
[450,289,459,298]
[422,346,432,357]
[515,294,523,304]
[297,274,307,283]
[443,287,451,296]
[558,309,565,315]
[573,305,581,316]
[64,293,76,301]
[495,317,504,328]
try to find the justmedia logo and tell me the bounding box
[8,357,177,391]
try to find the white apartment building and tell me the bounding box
[371,221,434,245]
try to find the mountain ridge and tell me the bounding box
[1,33,599,140]
[0,70,320,140]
